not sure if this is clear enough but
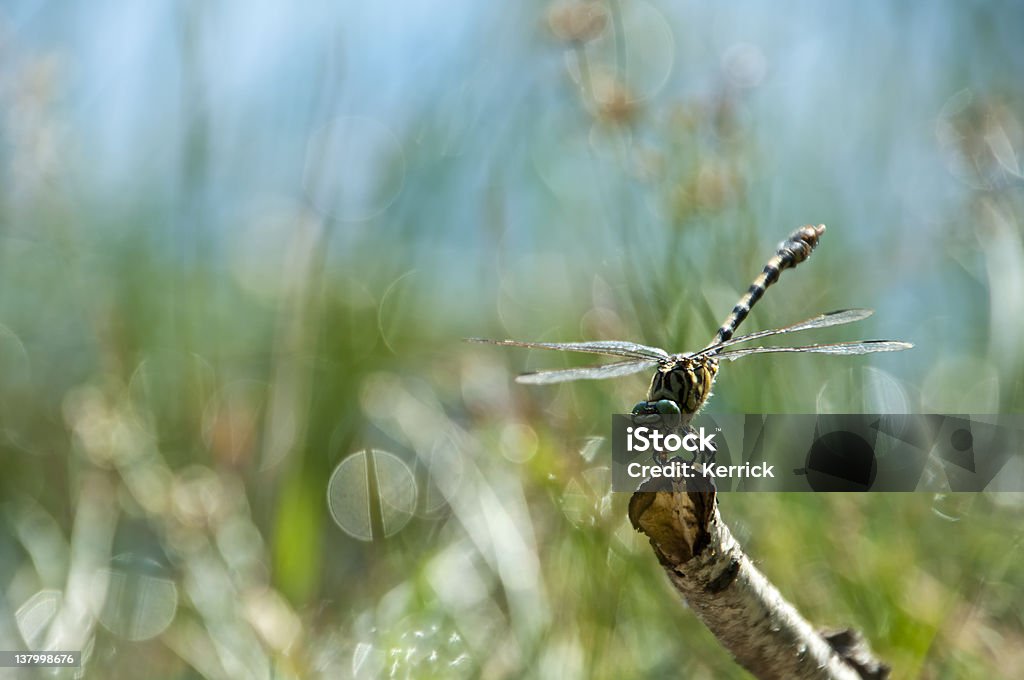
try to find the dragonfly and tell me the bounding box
[467,225,912,419]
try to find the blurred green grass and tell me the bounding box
[2,2,1024,678]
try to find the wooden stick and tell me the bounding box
[629,474,890,680]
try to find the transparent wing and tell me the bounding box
[465,337,669,361]
[716,340,913,362]
[700,309,875,356]
[515,359,658,384]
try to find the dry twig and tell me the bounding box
[629,473,890,680]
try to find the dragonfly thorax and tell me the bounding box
[647,355,719,414]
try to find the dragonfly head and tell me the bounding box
[647,355,719,414]
[631,398,683,431]
[631,398,681,417]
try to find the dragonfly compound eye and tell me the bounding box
[630,400,684,430]
[631,401,653,415]
[653,399,682,415]
[631,401,670,422]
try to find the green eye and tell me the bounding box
[631,400,682,417]
[653,399,681,415]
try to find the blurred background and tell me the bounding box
[1,1,1023,678]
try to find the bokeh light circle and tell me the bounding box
[15,590,61,648]
[92,554,178,641]
[815,366,910,414]
[327,449,417,541]
[566,0,675,103]
[921,357,999,413]
[304,116,405,221]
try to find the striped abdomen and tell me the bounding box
[711,224,826,346]
[647,357,719,414]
